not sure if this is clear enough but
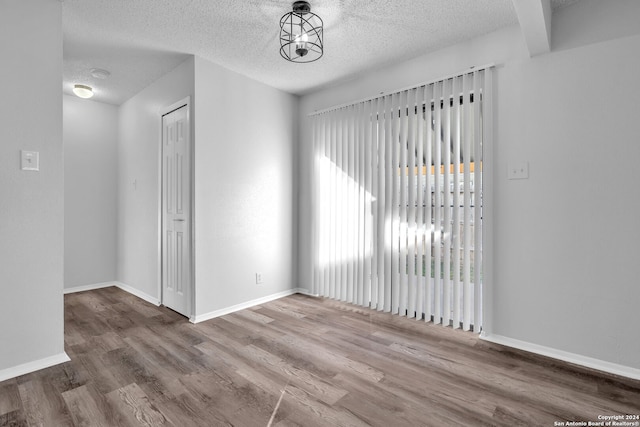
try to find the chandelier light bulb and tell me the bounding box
[295,33,309,57]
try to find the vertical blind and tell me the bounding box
[311,67,492,331]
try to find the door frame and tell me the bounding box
[157,96,195,320]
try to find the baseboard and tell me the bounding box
[295,287,319,297]
[480,333,640,381]
[0,352,71,383]
[191,289,300,324]
[63,281,160,307]
[114,282,161,306]
[63,282,115,294]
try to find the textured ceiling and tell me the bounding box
[62,0,577,105]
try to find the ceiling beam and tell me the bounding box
[511,0,552,56]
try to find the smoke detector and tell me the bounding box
[90,68,111,79]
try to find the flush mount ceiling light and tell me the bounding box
[280,1,323,63]
[73,84,94,99]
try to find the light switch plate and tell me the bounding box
[21,150,39,171]
[508,161,529,180]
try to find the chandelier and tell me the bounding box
[280,1,323,63]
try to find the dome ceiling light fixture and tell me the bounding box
[73,84,94,99]
[280,1,323,63]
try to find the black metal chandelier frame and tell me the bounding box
[279,1,324,63]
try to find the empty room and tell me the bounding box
[1,0,640,425]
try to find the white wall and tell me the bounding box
[193,56,298,318]
[64,95,118,289]
[298,0,640,373]
[0,0,66,374]
[493,33,640,372]
[117,57,195,301]
[551,0,640,53]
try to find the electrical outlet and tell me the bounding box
[256,273,263,285]
[508,161,529,180]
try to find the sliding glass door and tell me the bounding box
[311,67,492,332]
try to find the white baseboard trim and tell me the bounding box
[115,282,161,306]
[63,281,160,307]
[480,333,640,381]
[63,282,116,294]
[191,289,300,324]
[295,287,319,297]
[0,352,71,383]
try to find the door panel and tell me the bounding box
[162,105,190,316]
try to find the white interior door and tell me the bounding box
[162,104,191,317]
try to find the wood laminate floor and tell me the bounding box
[1,287,639,426]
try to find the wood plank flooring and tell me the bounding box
[1,287,639,426]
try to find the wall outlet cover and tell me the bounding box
[508,161,529,180]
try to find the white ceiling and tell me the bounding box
[62,0,580,105]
